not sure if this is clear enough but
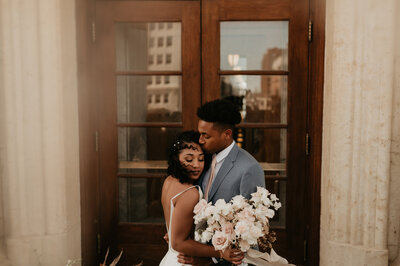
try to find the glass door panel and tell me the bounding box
[202,0,309,263]
[220,21,289,71]
[96,1,200,265]
[220,21,289,233]
[115,22,182,72]
[116,20,183,224]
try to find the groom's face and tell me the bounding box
[198,120,227,154]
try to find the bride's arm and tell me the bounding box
[170,189,243,264]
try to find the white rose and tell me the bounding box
[201,230,213,243]
[237,207,256,223]
[274,201,282,210]
[249,224,263,240]
[195,231,201,242]
[266,208,275,218]
[235,220,250,237]
[270,194,278,201]
[194,199,208,214]
[254,204,269,218]
[216,199,233,216]
[262,197,272,207]
[231,195,247,210]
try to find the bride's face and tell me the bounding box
[178,142,205,180]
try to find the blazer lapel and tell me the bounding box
[208,144,239,201]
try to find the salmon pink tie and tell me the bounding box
[205,154,217,201]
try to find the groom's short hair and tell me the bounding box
[197,99,242,130]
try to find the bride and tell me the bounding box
[160,131,244,265]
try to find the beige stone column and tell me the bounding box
[321,0,397,265]
[0,0,81,265]
[388,2,400,265]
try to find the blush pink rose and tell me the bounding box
[237,208,255,223]
[211,231,229,251]
[193,199,208,214]
[221,222,234,239]
[235,221,249,236]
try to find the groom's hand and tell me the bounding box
[222,248,245,265]
[177,253,213,265]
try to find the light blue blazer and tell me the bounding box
[200,144,265,204]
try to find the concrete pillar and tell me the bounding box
[0,0,81,265]
[321,0,398,265]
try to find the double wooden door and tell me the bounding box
[95,0,310,265]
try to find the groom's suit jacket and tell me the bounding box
[200,143,265,204]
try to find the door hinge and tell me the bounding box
[308,20,313,42]
[92,21,96,42]
[306,133,310,155]
[97,233,101,254]
[303,239,308,262]
[95,131,99,152]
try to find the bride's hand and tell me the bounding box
[221,247,244,265]
[163,233,169,244]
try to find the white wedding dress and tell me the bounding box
[160,185,203,266]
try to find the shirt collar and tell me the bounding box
[215,140,235,163]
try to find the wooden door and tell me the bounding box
[94,0,311,265]
[95,1,201,265]
[201,0,309,264]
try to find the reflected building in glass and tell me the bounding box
[116,22,182,223]
[146,22,182,121]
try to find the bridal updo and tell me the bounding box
[167,131,211,184]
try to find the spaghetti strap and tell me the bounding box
[166,185,202,250]
[171,185,201,202]
[160,185,203,265]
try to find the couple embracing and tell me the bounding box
[160,99,265,265]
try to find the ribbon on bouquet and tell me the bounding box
[243,248,295,266]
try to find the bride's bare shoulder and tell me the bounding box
[174,185,200,206]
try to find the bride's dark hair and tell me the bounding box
[167,131,211,184]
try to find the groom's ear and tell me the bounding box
[223,128,233,139]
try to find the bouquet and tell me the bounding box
[193,186,291,265]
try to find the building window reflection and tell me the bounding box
[166,36,172,47]
[164,76,170,84]
[166,54,172,64]
[157,37,164,47]
[157,54,163,64]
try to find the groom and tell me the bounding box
[179,99,265,265]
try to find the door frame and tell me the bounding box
[76,0,325,265]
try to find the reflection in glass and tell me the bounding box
[221,75,287,123]
[117,75,182,123]
[235,128,286,172]
[119,177,164,223]
[220,21,288,71]
[115,22,181,72]
[118,127,181,162]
